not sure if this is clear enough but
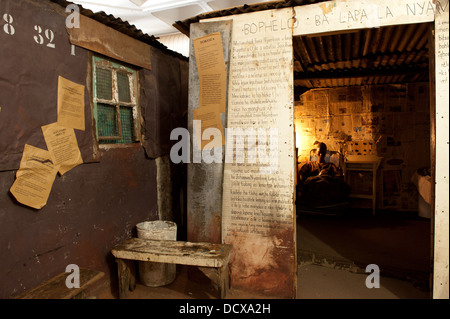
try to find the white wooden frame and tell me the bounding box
[290,0,448,299]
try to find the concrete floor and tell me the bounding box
[95,208,431,299]
[297,208,432,293]
[298,263,428,299]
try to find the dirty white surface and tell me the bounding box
[95,263,428,299]
[297,264,429,299]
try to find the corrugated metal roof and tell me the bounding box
[158,33,190,57]
[175,0,430,91]
[50,0,188,61]
[294,22,430,89]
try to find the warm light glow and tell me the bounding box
[295,131,301,149]
[294,118,319,162]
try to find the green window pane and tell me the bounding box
[119,106,134,143]
[97,105,134,144]
[94,57,137,145]
[96,68,113,100]
[117,73,131,103]
[97,103,118,138]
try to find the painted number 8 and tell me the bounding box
[3,13,15,35]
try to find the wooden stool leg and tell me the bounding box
[116,259,135,299]
[219,264,229,299]
[128,260,136,292]
[198,266,225,299]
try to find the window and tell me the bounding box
[92,56,139,144]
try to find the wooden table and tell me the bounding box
[343,155,382,216]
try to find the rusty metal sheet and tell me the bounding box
[187,20,232,245]
[0,0,98,171]
[0,145,159,299]
[140,49,188,159]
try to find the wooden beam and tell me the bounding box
[67,15,151,70]
[293,0,435,37]
[432,2,449,299]
[294,65,428,81]
[428,21,436,296]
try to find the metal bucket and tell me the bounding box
[136,221,177,287]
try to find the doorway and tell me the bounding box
[292,22,434,298]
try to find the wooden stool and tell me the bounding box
[111,238,232,299]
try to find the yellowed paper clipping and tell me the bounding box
[198,73,227,113]
[193,32,226,73]
[193,32,227,113]
[10,144,58,210]
[42,122,83,175]
[57,76,85,131]
[193,106,225,150]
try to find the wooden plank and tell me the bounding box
[218,8,297,299]
[111,238,232,268]
[428,22,436,295]
[433,2,449,299]
[16,269,104,299]
[293,0,437,37]
[67,15,151,70]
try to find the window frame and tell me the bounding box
[92,55,140,145]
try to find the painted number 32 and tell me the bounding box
[34,25,55,48]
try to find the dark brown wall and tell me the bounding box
[0,0,188,298]
[0,0,97,171]
[141,48,188,159]
[0,146,158,298]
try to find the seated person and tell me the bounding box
[317,142,327,163]
[297,143,349,208]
